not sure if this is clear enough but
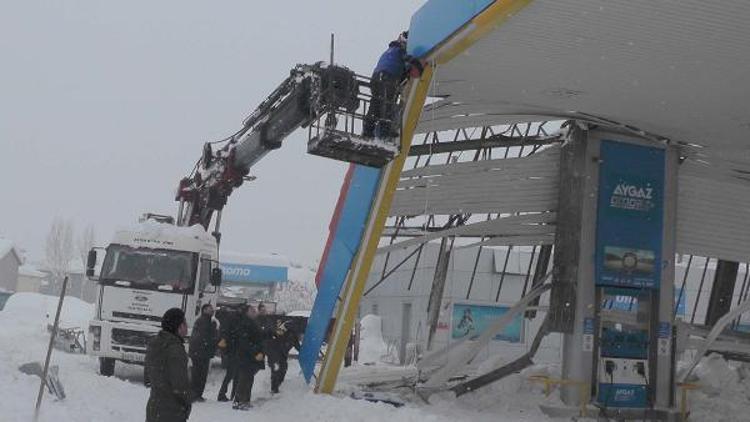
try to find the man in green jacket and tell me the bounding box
[145,308,192,422]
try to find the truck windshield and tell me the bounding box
[100,245,198,294]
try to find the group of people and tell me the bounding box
[214,302,299,410]
[144,303,300,422]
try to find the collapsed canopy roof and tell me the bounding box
[411,0,750,173]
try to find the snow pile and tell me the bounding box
[683,354,750,421]
[274,279,317,313]
[358,314,388,364]
[429,359,562,416]
[690,353,739,395]
[18,264,47,278]
[2,292,94,330]
[274,262,317,313]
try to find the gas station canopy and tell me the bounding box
[410,0,750,174]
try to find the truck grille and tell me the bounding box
[112,311,162,323]
[112,328,156,348]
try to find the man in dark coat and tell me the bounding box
[232,305,267,410]
[362,31,423,140]
[145,308,192,422]
[216,308,241,402]
[265,319,301,394]
[188,304,218,402]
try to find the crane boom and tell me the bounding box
[175,62,398,232]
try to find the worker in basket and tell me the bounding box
[362,31,424,140]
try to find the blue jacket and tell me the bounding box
[373,41,406,78]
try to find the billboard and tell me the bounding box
[451,303,523,343]
[219,262,288,284]
[595,140,665,289]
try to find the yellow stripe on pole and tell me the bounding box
[316,66,434,394]
[435,0,534,65]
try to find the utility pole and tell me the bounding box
[34,276,69,421]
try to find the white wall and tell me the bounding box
[361,243,562,366]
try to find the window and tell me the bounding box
[199,256,214,293]
[100,245,197,294]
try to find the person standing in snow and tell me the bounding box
[362,31,423,139]
[188,304,218,402]
[216,307,241,402]
[144,308,192,422]
[265,319,300,394]
[232,304,267,410]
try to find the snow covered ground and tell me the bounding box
[2,292,749,421]
[0,292,549,421]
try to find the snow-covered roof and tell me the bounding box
[18,265,46,279]
[32,258,85,275]
[118,220,215,243]
[0,239,21,264]
[110,220,216,253]
[220,251,289,268]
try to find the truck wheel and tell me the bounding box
[99,358,115,376]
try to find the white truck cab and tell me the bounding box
[86,218,221,376]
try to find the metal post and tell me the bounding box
[177,198,185,227]
[425,237,454,351]
[330,34,334,66]
[558,128,599,406]
[690,258,712,324]
[705,260,740,327]
[212,210,222,246]
[675,255,693,316]
[494,246,513,302]
[34,276,69,421]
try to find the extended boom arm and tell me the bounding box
[175,62,397,232]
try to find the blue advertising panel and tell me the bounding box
[603,288,685,316]
[452,303,523,343]
[219,262,287,284]
[299,165,381,383]
[595,140,665,290]
[598,384,648,408]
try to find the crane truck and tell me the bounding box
[84,62,401,376]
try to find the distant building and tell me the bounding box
[34,258,98,303]
[0,239,21,293]
[16,265,46,293]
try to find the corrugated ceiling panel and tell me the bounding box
[377,212,556,254]
[417,0,750,168]
[390,146,560,216]
[676,161,750,262]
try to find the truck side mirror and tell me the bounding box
[86,247,106,280]
[86,249,98,278]
[211,268,223,287]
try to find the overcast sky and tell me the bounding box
[0,0,425,265]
